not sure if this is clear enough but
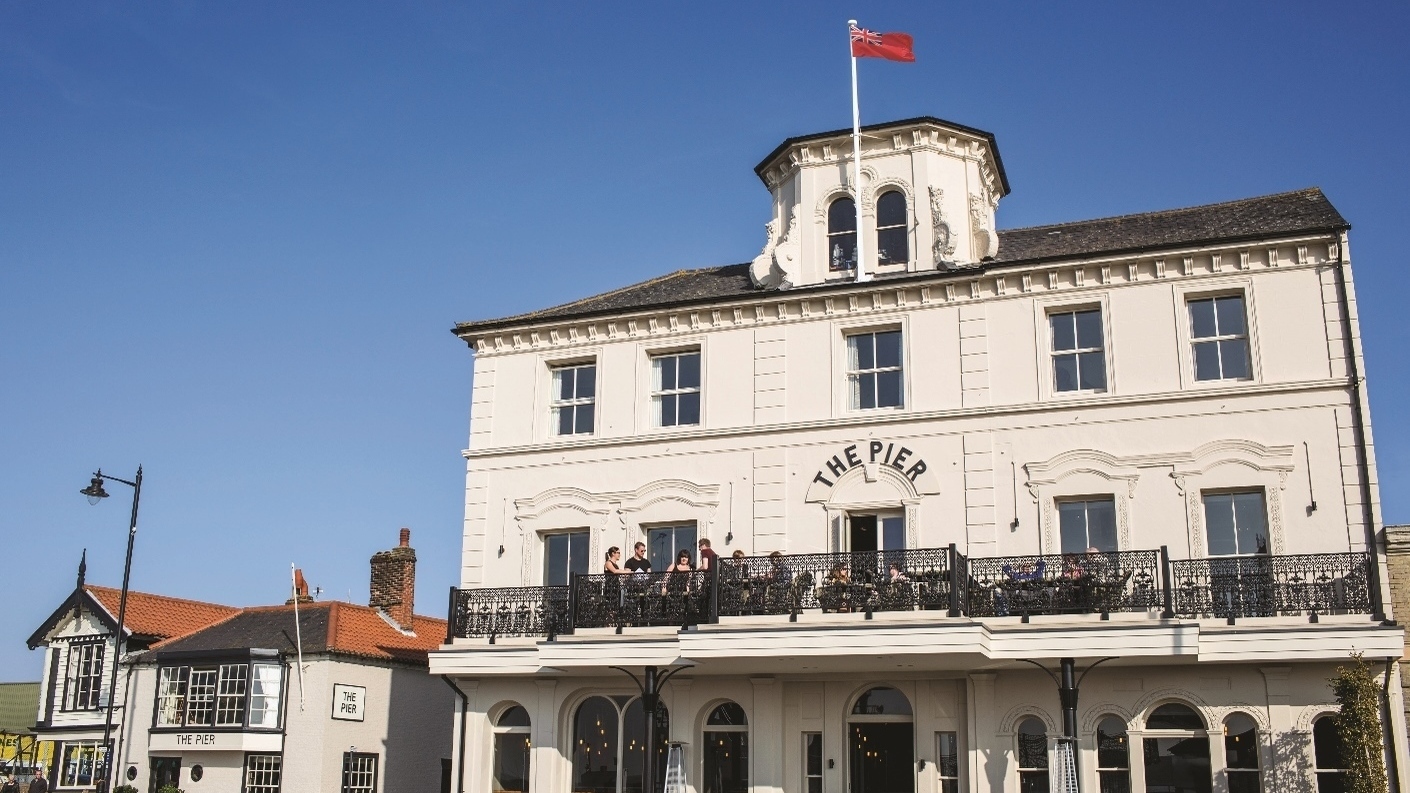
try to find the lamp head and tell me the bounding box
[80,473,109,505]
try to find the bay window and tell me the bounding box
[154,660,284,729]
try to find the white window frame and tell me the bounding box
[548,360,597,437]
[1173,279,1261,389]
[826,194,858,272]
[1201,489,1270,557]
[57,740,106,790]
[873,189,911,269]
[841,325,906,412]
[1055,496,1119,554]
[341,752,378,793]
[935,731,961,793]
[154,662,281,730]
[1033,294,1115,401]
[244,753,282,793]
[62,641,105,712]
[803,732,823,793]
[1188,293,1251,382]
[1048,307,1107,393]
[649,348,703,428]
[541,529,590,587]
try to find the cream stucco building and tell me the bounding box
[432,116,1403,793]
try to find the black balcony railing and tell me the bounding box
[448,585,570,642]
[445,548,1379,639]
[716,547,956,618]
[1169,552,1373,622]
[964,550,1161,619]
[571,571,712,631]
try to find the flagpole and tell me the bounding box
[848,19,869,283]
[291,564,305,711]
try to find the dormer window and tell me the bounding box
[827,197,858,271]
[876,191,908,265]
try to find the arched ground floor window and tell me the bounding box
[572,695,669,793]
[702,701,748,793]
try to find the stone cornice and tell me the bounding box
[464,233,1339,357]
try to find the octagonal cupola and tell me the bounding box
[749,116,1010,290]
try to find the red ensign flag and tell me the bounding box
[850,25,915,62]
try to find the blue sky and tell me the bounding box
[2,2,1407,679]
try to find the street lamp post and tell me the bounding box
[609,665,690,793]
[79,466,143,793]
[1016,656,1118,793]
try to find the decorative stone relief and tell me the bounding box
[749,207,799,290]
[929,186,956,267]
[968,194,998,261]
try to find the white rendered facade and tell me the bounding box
[434,117,1404,793]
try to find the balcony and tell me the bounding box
[446,548,1377,641]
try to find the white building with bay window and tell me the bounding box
[432,115,1405,793]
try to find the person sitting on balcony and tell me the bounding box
[888,562,910,583]
[821,564,853,612]
[625,542,652,573]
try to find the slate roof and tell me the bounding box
[452,188,1347,340]
[84,586,239,642]
[149,601,445,666]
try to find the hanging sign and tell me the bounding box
[332,684,366,721]
[805,440,942,502]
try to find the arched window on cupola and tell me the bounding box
[876,191,909,265]
[827,197,858,271]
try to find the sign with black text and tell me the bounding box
[332,684,366,721]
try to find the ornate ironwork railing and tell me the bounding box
[447,549,1378,638]
[964,550,1161,618]
[716,547,956,618]
[448,585,571,641]
[572,571,713,631]
[1169,552,1373,621]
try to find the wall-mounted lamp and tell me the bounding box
[918,759,927,771]
[827,759,835,769]
[498,544,505,557]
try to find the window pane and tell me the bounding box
[1190,299,1217,338]
[1076,310,1103,349]
[572,697,618,793]
[1078,351,1106,391]
[568,532,589,576]
[545,535,568,586]
[1096,716,1129,769]
[494,734,531,793]
[1205,494,1237,555]
[556,369,574,400]
[1232,492,1268,555]
[1220,339,1250,379]
[249,664,282,727]
[1146,703,1206,730]
[881,516,905,551]
[877,191,907,227]
[1054,354,1079,392]
[576,366,596,399]
[875,331,902,369]
[1215,296,1246,336]
[852,334,875,370]
[678,353,700,389]
[1051,313,1077,351]
[877,227,908,264]
[1058,502,1090,555]
[1193,341,1223,381]
[574,404,594,434]
[1087,500,1117,551]
[658,394,677,427]
[852,687,912,716]
[1142,736,1212,793]
[829,197,857,232]
[677,392,700,426]
[623,698,669,793]
[851,372,874,406]
[1016,718,1048,769]
[937,732,959,777]
[830,234,857,270]
[707,703,748,726]
[657,356,676,390]
[876,370,903,408]
[1314,718,1346,770]
[556,407,573,436]
[703,731,748,793]
[1224,714,1259,769]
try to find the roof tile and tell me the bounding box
[85,585,240,642]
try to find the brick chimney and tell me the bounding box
[370,528,417,630]
[286,568,315,605]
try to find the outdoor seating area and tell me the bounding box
[446,548,1375,640]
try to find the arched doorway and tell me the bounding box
[702,702,748,793]
[572,695,670,793]
[848,686,914,793]
[1141,702,1210,793]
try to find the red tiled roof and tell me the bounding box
[85,585,239,642]
[149,601,446,665]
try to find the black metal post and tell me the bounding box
[1160,545,1174,618]
[708,566,720,624]
[947,543,961,617]
[446,586,458,643]
[642,666,659,793]
[97,466,142,792]
[567,573,580,631]
[1059,657,1080,783]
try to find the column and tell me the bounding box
[967,673,998,792]
[751,677,784,793]
[532,679,559,793]
[1259,666,1293,790]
